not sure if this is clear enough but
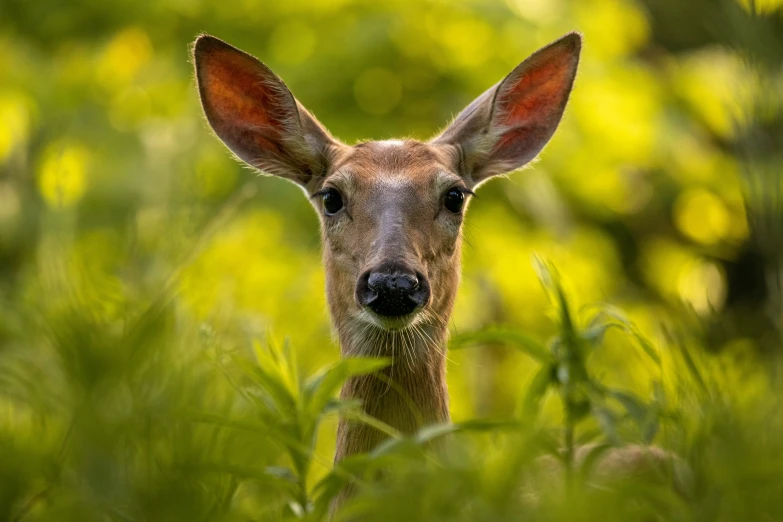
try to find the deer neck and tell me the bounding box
[334,321,450,462]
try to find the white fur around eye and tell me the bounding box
[438,209,464,237]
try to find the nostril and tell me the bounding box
[356,270,379,308]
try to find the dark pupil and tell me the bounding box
[323,190,343,215]
[444,188,465,213]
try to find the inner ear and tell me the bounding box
[431,32,581,185]
[488,34,580,166]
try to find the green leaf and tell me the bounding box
[450,328,550,362]
[582,321,620,347]
[532,256,576,337]
[254,338,302,404]
[235,356,297,415]
[183,410,270,435]
[311,453,377,507]
[414,423,458,444]
[287,500,305,518]
[516,364,554,419]
[454,418,522,432]
[188,463,299,495]
[340,409,403,440]
[370,436,417,458]
[320,397,363,416]
[532,255,557,299]
[593,308,661,365]
[304,357,390,417]
[264,465,299,482]
[577,443,614,481]
[642,415,660,444]
[608,389,649,427]
[592,406,620,444]
[568,398,591,423]
[629,330,662,366]
[677,340,709,394]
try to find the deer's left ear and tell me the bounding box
[431,32,581,186]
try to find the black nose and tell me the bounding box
[356,264,430,317]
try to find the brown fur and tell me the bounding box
[323,141,462,462]
[193,32,583,510]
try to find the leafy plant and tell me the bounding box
[453,257,666,487]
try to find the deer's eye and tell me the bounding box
[444,188,465,214]
[322,188,344,215]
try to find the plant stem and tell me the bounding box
[564,411,574,495]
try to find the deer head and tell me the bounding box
[193,32,581,461]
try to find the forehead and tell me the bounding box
[328,140,460,191]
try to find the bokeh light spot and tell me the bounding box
[677,260,726,315]
[674,189,731,245]
[572,65,661,165]
[672,48,750,139]
[97,27,153,88]
[0,92,33,162]
[574,0,650,59]
[38,142,90,208]
[506,0,563,23]
[640,238,726,313]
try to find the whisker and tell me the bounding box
[404,328,418,371]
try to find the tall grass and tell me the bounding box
[2,256,782,522]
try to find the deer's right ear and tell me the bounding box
[432,33,581,186]
[193,35,339,189]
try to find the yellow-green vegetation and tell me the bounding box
[1,0,782,520]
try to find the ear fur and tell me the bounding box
[193,35,339,189]
[431,32,581,185]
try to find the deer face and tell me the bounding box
[193,33,580,353]
[316,140,467,334]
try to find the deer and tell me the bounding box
[192,32,678,511]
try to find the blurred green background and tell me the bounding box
[1,0,782,520]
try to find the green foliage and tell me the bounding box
[4,256,783,521]
[2,0,783,520]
